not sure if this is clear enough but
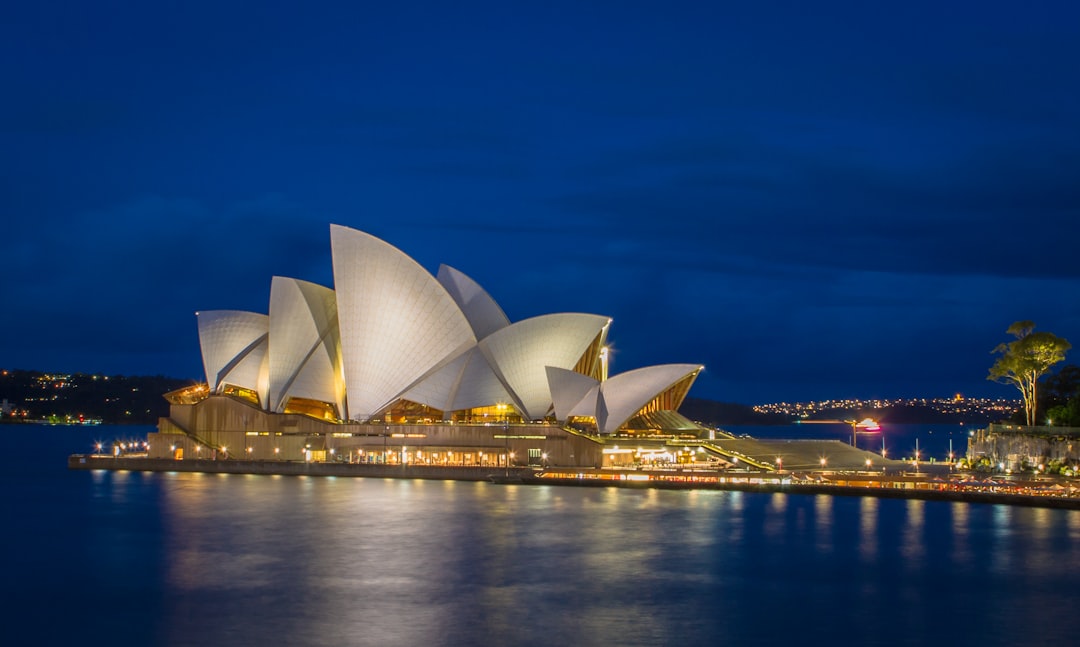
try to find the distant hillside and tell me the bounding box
[0,370,192,425]
[679,398,1007,427]
[679,398,789,426]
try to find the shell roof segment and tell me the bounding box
[194,226,703,429]
[267,277,342,414]
[196,310,269,405]
[437,265,510,341]
[546,363,704,434]
[545,366,600,421]
[597,364,703,434]
[331,224,477,420]
[398,346,516,413]
[479,313,610,420]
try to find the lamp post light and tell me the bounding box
[499,403,509,476]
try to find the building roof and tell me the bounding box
[267,277,342,415]
[194,225,703,430]
[330,224,476,420]
[196,310,269,405]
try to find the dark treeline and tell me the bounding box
[679,398,789,426]
[0,369,193,425]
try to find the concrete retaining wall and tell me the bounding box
[68,455,538,481]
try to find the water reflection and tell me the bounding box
[26,426,1080,646]
[901,499,925,564]
[131,476,1080,646]
[814,495,832,554]
[951,502,972,569]
[859,497,877,561]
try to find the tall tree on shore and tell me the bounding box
[988,321,1071,426]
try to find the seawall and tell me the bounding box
[68,455,536,481]
[68,454,1080,510]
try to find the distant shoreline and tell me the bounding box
[68,455,1080,510]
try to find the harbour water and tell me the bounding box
[4,425,1080,646]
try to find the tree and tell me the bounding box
[1041,364,1080,410]
[1046,398,1080,427]
[988,321,1071,426]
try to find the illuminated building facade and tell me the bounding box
[151,225,705,468]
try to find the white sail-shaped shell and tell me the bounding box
[196,310,269,406]
[437,264,510,341]
[478,313,609,420]
[597,364,703,434]
[545,366,600,421]
[331,224,476,420]
[267,277,343,415]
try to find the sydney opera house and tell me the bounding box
[149,224,712,469]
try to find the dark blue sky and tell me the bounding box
[3,1,1078,404]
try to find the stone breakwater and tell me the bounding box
[69,455,1080,510]
[968,423,1080,470]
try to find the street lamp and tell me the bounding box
[498,403,509,476]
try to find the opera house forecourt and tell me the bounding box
[143,224,722,472]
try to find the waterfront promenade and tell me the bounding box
[68,454,1080,510]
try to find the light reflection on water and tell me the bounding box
[6,429,1080,647]
[142,476,1080,646]
[859,497,877,561]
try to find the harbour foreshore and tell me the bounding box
[68,454,1080,510]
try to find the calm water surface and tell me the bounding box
[3,425,1079,646]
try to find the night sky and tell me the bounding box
[3,1,1079,405]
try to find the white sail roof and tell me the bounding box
[597,364,703,434]
[437,265,510,341]
[478,313,610,420]
[398,346,516,413]
[545,366,600,421]
[267,277,343,414]
[196,310,269,405]
[193,226,704,429]
[331,224,476,420]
